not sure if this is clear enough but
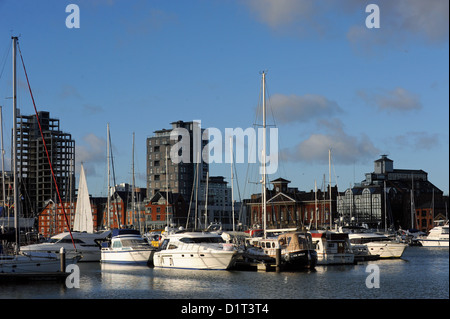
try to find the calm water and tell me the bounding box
[0,246,448,300]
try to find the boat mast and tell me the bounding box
[107,123,111,229]
[165,146,169,230]
[262,71,267,239]
[384,180,387,232]
[230,136,235,233]
[314,180,317,229]
[204,171,208,229]
[329,149,332,229]
[12,36,20,253]
[0,106,6,220]
[132,132,137,230]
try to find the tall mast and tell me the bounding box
[132,132,137,230]
[384,180,387,232]
[204,171,208,229]
[0,106,6,217]
[262,71,267,239]
[107,123,111,229]
[165,146,169,229]
[12,36,20,253]
[230,136,235,233]
[314,180,317,229]
[329,149,332,229]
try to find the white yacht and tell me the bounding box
[310,231,355,265]
[101,229,154,265]
[153,231,239,270]
[20,230,111,262]
[417,221,449,247]
[341,226,407,259]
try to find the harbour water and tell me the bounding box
[0,246,448,302]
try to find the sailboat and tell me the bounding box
[242,72,317,270]
[1,37,78,275]
[21,163,111,261]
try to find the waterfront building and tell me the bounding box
[38,201,99,238]
[144,191,187,230]
[197,176,242,231]
[337,155,445,231]
[146,120,209,201]
[246,178,337,230]
[15,111,75,218]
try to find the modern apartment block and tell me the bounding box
[146,120,208,201]
[15,111,75,218]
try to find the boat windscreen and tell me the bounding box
[179,237,224,244]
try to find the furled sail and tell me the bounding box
[73,163,94,233]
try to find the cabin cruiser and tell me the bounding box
[341,226,407,259]
[101,229,155,265]
[153,231,239,270]
[20,230,111,262]
[243,231,317,270]
[417,221,449,247]
[310,231,355,265]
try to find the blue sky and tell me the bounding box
[0,0,448,199]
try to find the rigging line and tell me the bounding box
[0,42,11,82]
[17,42,77,251]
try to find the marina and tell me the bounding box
[0,3,448,314]
[0,246,447,300]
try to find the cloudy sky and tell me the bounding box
[0,0,448,198]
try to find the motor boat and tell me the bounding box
[243,231,317,270]
[153,231,239,270]
[20,230,111,262]
[310,231,355,265]
[341,226,407,259]
[417,220,449,247]
[101,229,154,265]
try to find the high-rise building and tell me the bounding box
[146,120,208,201]
[15,111,75,218]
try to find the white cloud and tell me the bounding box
[269,93,342,124]
[281,118,380,164]
[76,133,106,177]
[358,87,422,112]
[394,131,440,150]
[242,0,449,46]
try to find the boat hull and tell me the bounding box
[153,250,238,270]
[282,249,317,270]
[243,248,317,270]
[366,242,407,258]
[0,253,79,273]
[21,244,101,262]
[101,249,154,265]
[417,239,449,247]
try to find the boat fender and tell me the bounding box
[284,253,290,262]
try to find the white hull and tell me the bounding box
[418,239,449,247]
[101,249,153,264]
[153,250,237,270]
[20,231,111,262]
[417,223,449,247]
[366,241,407,258]
[0,253,78,273]
[21,243,101,262]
